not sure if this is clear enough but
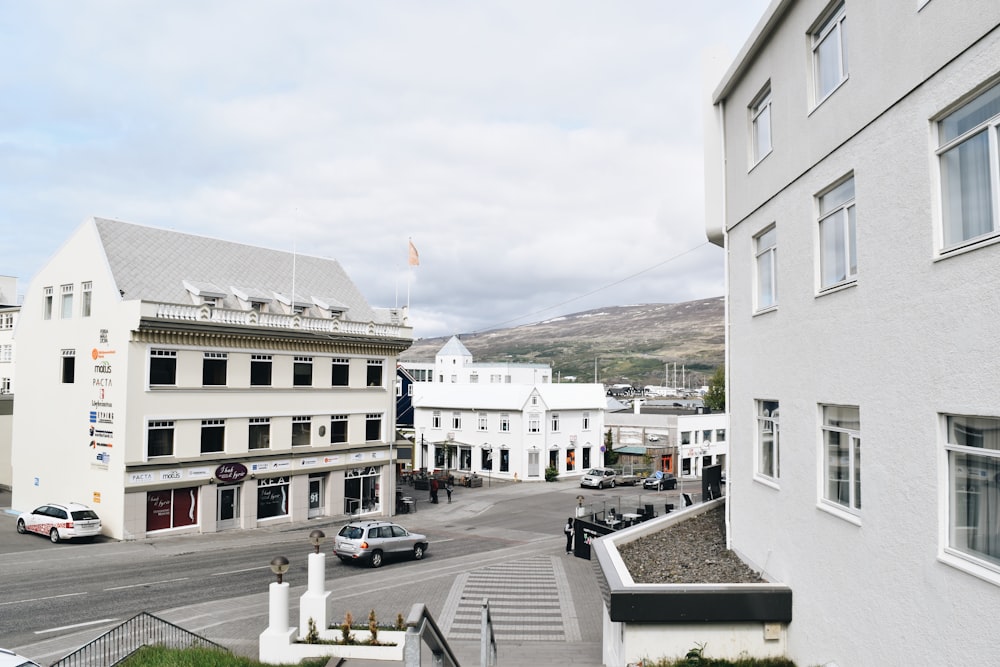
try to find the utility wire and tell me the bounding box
[472,241,711,334]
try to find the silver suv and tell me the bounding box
[333,520,429,568]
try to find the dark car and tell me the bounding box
[642,473,677,491]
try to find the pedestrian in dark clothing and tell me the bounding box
[445,480,453,503]
[564,518,574,554]
[430,478,439,504]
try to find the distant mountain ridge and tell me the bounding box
[402,297,724,389]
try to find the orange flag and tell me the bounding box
[408,239,420,266]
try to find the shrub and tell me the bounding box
[544,466,559,482]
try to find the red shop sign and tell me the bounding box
[215,462,248,483]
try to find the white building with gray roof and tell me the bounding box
[10,217,412,539]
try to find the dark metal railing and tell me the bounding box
[49,612,229,667]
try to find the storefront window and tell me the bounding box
[257,476,289,519]
[146,487,198,532]
[345,466,380,515]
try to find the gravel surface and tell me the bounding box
[618,505,764,584]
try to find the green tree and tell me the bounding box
[603,429,619,466]
[703,364,726,412]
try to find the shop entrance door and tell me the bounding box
[308,476,325,518]
[528,451,540,478]
[217,485,240,530]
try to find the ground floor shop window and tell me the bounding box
[257,476,289,519]
[345,465,380,515]
[566,448,576,471]
[481,448,493,470]
[459,446,472,471]
[548,449,558,470]
[582,447,591,469]
[499,448,510,472]
[146,487,198,532]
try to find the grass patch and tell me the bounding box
[118,645,328,667]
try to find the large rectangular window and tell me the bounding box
[937,80,1000,250]
[201,419,225,454]
[946,415,1000,573]
[750,84,772,164]
[812,1,847,104]
[366,413,382,441]
[330,415,348,444]
[293,356,313,386]
[202,352,227,386]
[60,284,73,319]
[61,349,75,384]
[755,226,777,310]
[292,416,311,446]
[331,358,350,386]
[249,417,270,450]
[818,176,857,290]
[148,421,175,458]
[822,405,861,511]
[757,400,779,480]
[149,349,177,386]
[250,354,272,386]
[366,359,383,387]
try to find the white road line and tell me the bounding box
[212,565,271,576]
[104,577,189,591]
[1,591,88,606]
[35,618,118,635]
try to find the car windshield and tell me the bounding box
[586,469,602,475]
[71,510,99,520]
[338,526,364,539]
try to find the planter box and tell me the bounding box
[261,629,405,665]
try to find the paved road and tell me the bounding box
[1,480,697,666]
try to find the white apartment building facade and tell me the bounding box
[11,218,411,540]
[413,383,606,482]
[402,336,551,385]
[0,276,17,489]
[708,2,1000,664]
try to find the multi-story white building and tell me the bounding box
[707,2,1000,664]
[605,405,728,478]
[413,383,605,482]
[11,218,411,540]
[0,276,17,489]
[403,336,551,384]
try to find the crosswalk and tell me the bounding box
[440,554,582,642]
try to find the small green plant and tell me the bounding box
[340,611,355,645]
[304,617,320,644]
[544,466,559,481]
[367,609,379,645]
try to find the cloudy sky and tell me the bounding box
[1,1,768,339]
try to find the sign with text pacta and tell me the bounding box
[215,462,248,483]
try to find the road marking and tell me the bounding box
[211,565,271,576]
[1,592,88,606]
[104,577,189,591]
[35,618,118,635]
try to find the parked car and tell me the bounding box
[643,473,677,491]
[333,520,429,568]
[580,468,618,489]
[0,648,41,667]
[16,502,102,543]
[647,434,660,442]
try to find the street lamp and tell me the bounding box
[270,555,290,584]
[309,529,326,555]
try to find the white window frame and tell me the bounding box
[478,413,488,431]
[811,1,848,106]
[500,413,510,432]
[528,413,541,434]
[817,175,857,291]
[754,225,778,311]
[750,83,773,165]
[147,420,175,458]
[551,413,560,432]
[451,412,462,430]
[249,417,271,450]
[365,413,382,442]
[935,79,1000,253]
[432,411,441,429]
[820,404,861,516]
[81,281,92,317]
[583,412,591,431]
[43,286,53,320]
[756,400,780,484]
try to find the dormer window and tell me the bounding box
[273,291,311,316]
[231,286,271,312]
[312,296,349,319]
[183,280,226,307]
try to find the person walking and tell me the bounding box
[445,480,453,503]
[430,478,439,504]
[564,517,574,554]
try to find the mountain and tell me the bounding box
[401,296,724,389]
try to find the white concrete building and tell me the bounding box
[708,2,1000,664]
[605,406,728,478]
[11,218,411,540]
[0,276,17,489]
[412,383,606,482]
[402,336,551,385]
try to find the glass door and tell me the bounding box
[308,476,325,518]
[217,484,240,530]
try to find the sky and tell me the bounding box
[0,1,769,339]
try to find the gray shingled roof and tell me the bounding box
[93,217,379,321]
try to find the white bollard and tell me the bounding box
[269,581,290,632]
[300,552,332,637]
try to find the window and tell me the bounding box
[490,374,501,383]
[432,411,442,429]
[366,359,383,387]
[61,349,75,384]
[500,448,510,473]
[583,412,591,430]
[822,405,861,511]
[450,374,457,383]
[257,476,290,519]
[551,413,560,432]
[528,414,540,433]
[330,415,348,444]
[331,358,349,386]
[937,80,1000,250]
[481,447,493,470]
[250,354,272,386]
[470,373,479,384]
[148,421,175,458]
[478,413,488,431]
[812,1,847,104]
[755,226,777,310]
[81,281,92,317]
[681,431,692,445]
[716,428,727,441]
[566,447,576,471]
[945,415,1000,571]
[500,414,510,432]
[750,84,773,164]
[43,286,53,320]
[294,356,313,386]
[149,349,177,386]
[249,417,270,450]
[0,345,10,362]
[60,284,73,319]
[818,176,857,290]
[0,377,9,393]
[0,312,13,329]
[451,412,462,430]
[202,352,227,386]
[365,413,382,441]
[292,416,311,446]
[757,400,780,480]
[201,419,225,454]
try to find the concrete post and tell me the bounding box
[300,552,331,637]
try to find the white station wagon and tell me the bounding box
[16,502,102,543]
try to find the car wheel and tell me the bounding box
[609,480,616,488]
[369,550,384,568]
[413,544,424,560]
[16,519,26,534]
[50,528,61,544]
